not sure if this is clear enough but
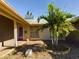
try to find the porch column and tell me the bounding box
[26,27,30,42]
[14,20,18,47]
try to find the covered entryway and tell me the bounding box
[17,24,24,41]
[0,0,31,47]
[0,15,26,47]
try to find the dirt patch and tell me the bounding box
[5,51,55,59]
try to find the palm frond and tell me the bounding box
[37,16,48,23]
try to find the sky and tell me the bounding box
[5,0,79,18]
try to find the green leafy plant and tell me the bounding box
[37,3,75,45]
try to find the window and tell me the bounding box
[30,30,39,38]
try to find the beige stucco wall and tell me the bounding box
[0,15,14,47]
[39,28,50,40]
[29,26,50,40]
[23,25,30,41]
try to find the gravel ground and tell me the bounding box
[3,43,79,59]
[7,51,55,59]
[5,47,79,59]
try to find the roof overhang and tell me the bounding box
[0,0,30,26]
[25,19,48,26]
[66,16,79,23]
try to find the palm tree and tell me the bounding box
[37,3,74,45]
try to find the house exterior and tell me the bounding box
[0,0,50,47]
[26,19,50,40]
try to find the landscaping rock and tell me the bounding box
[17,52,23,55]
[32,47,37,51]
[25,49,33,57]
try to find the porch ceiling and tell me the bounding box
[0,15,14,42]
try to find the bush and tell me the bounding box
[67,30,79,40]
[66,30,79,44]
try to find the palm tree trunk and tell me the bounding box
[49,29,54,45]
[56,37,58,45]
[51,35,54,45]
[55,26,59,45]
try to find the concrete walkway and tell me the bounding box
[0,47,14,59]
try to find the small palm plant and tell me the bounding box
[37,3,74,46]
